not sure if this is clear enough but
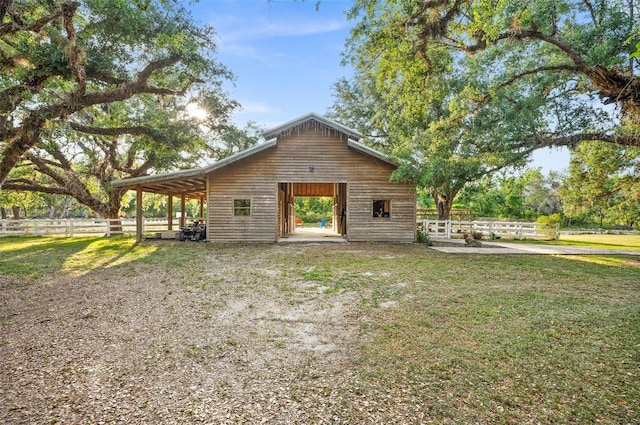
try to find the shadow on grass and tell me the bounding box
[505,235,640,250]
[0,236,157,279]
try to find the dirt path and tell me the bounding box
[1,243,366,424]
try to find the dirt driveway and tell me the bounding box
[1,242,373,424]
[4,238,638,424]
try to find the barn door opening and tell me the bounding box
[277,182,347,240]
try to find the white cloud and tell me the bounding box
[237,100,279,114]
[223,19,348,42]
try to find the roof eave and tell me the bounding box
[347,139,399,167]
[111,139,278,190]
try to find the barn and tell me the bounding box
[112,113,416,243]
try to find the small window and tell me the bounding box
[373,200,390,218]
[234,199,251,216]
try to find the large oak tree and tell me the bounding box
[331,0,640,219]
[0,0,237,218]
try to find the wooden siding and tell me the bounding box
[206,126,415,242]
[347,182,416,242]
[292,182,335,197]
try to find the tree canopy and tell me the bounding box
[330,0,640,219]
[0,0,239,218]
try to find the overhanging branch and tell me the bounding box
[533,132,640,149]
[70,123,158,137]
[2,180,71,196]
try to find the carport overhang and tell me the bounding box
[112,168,208,199]
[111,169,208,242]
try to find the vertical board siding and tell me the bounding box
[206,125,415,243]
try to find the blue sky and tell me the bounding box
[192,0,352,129]
[191,0,569,173]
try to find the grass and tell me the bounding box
[0,236,207,279]
[504,233,640,250]
[1,236,638,423]
[558,233,640,249]
[352,254,638,422]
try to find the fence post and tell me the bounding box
[69,219,74,237]
[106,219,111,237]
[518,223,523,240]
[446,220,451,239]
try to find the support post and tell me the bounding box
[199,197,204,220]
[180,194,186,228]
[136,186,143,242]
[168,195,173,230]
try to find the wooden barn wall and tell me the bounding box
[206,127,416,242]
[346,181,416,242]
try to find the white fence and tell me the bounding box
[0,218,178,237]
[419,220,559,240]
[1,218,559,240]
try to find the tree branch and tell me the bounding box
[0,71,55,114]
[69,122,158,137]
[1,180,72,196]
[61,1,86,101]
[498,29,592,71]
[0,1,72,37]
[499,65,583,89]
[533,132,640,149]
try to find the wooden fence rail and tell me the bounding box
[2,218,559,241]
[419,220,559,240]
[0,218,178,237]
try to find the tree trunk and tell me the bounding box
[12,206,20,219]
[100,202,124,235]
[1,207,6,219]
[434,193,453,220]
[59,198,72,219]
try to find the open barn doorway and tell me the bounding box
[278,182,347,241]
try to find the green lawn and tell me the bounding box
[558,233,640,249]
[500,233,640,251]
[1,236,638,423]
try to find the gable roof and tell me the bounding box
[111,113,395,196]
[263,112,362,141]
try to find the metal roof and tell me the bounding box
[263,112,362,141]
[110,139,277,196]
[110,113,395,196]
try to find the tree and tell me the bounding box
[0,0,234,186]
[0,0,238,218]
[532,170,564,217]
[366,0,640,147]
[560,142,640,227]
[209,122,265,161]
[458,169,564,219]
[294,196,333,224]
[332,1,533,219]
[331,0,640,219]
